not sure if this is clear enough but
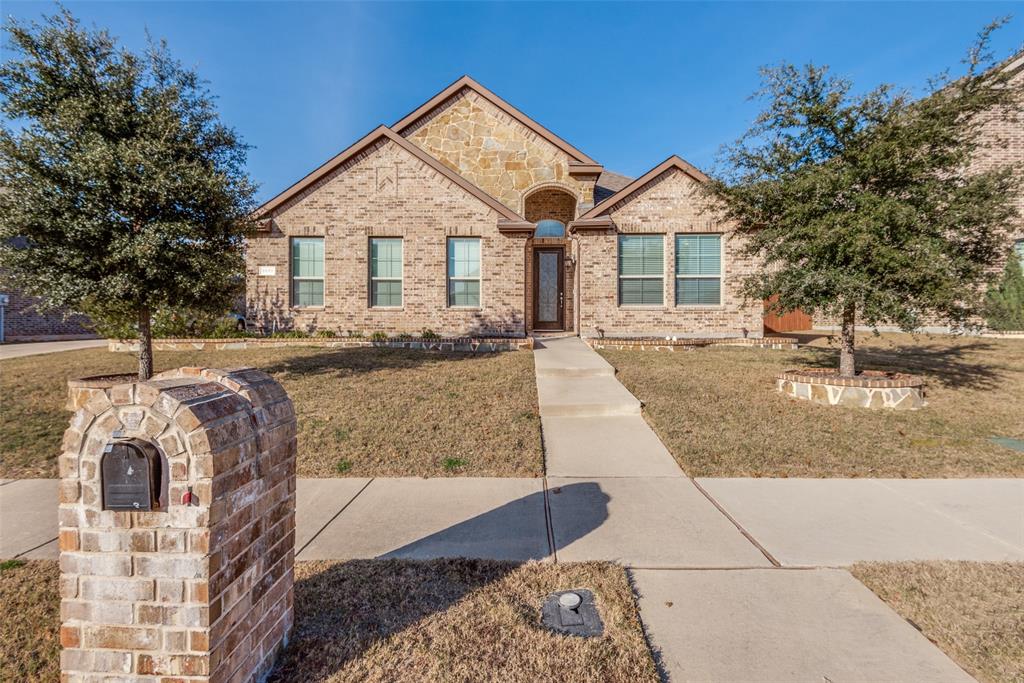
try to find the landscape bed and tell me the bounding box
[107,335,533,353]
[598,332,1024,477]
[0,345,543,479]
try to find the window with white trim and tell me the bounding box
[291,237,324,307]
[447,237,481,307]
[618,235,664,305]
[369,238,402,307]
[675,234,722,306]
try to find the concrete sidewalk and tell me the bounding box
[4,475,1020,566]
[698,477,1024,565]
[0,338,106,359]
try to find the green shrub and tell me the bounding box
[205,317,248,338]
[985,255,1024,331]
[393,333,413,341]
[421,329,440,340]
[314,329,336,338]
[346,330,364,338]
[272,329,310,339]
[370,331,388,341]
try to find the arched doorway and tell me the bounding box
[524,187,577,333]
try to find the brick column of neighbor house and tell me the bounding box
[58,367,297,682]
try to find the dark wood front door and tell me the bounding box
[533,247,564,331]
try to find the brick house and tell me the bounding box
[246,76,759,339]
[0,285,93,341]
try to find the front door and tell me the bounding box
[533,247,564,331]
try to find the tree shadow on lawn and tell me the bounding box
[269,483,614,682]
[798,340,1006,390]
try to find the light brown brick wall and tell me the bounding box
[577,169,762,338]
[59,368,296,682]
[246,139,529,337]
[970,67,1024,247]
[524,187,577,225]
[403,88,595,215]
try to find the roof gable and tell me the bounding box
[579,155,709,219]
[255,125,524,222]
[392,75,599,165]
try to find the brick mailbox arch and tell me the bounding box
[59,367,296,681]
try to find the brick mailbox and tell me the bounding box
[58,367,297,681]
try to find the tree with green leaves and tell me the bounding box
[707,22,1022,377]
[0,9,255,378]
[985,250,1024,330]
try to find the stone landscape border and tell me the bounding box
[777,368,926,410]
[980,330,1024,339]
[108,336,533,353]
[585,336,799,351]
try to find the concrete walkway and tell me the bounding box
[0,338,105,359]
[530,336,979,682]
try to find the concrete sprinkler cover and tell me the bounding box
[541,589,604,637]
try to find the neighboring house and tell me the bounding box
[0,285,93,342]
[246,76,758,338]
[970,51,1024,268]
[0,238,94,341]
[812,51,1024,333]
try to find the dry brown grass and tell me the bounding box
[0,560,60,683]
[0,559,656,683]
[0,347,542,479]
[599,333,1024,477]
[271,559,658,683]
[852,561,1024,683]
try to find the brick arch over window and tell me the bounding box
[523,186,577,225]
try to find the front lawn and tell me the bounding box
[0,346,542,479]
[0,559,658,683]
[599,333,1024,477]
[852,561,1024,683]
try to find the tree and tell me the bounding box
[985,251,1024,330]
[0,9,255,378]
[706,21,1022,377]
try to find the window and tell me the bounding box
[1015,239,1024,267]
[676,234,722,306]
[535,219,566,238]
[619,235,664,305]
[448,237,481,307]
[291,237,324,307]
[369,238,403,307]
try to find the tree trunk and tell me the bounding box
[839,303,856,378]
[138,306,154,380]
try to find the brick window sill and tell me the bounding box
[675,305,727,311]
[618,305,668,311]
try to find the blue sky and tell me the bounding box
[4,2,1022,202]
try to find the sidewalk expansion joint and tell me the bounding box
[688,477,781,568]
[295,477,374,558]
[542,477,558,564]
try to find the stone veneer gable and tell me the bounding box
[403,88,595,214]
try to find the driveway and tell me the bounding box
[0,339,105,359]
